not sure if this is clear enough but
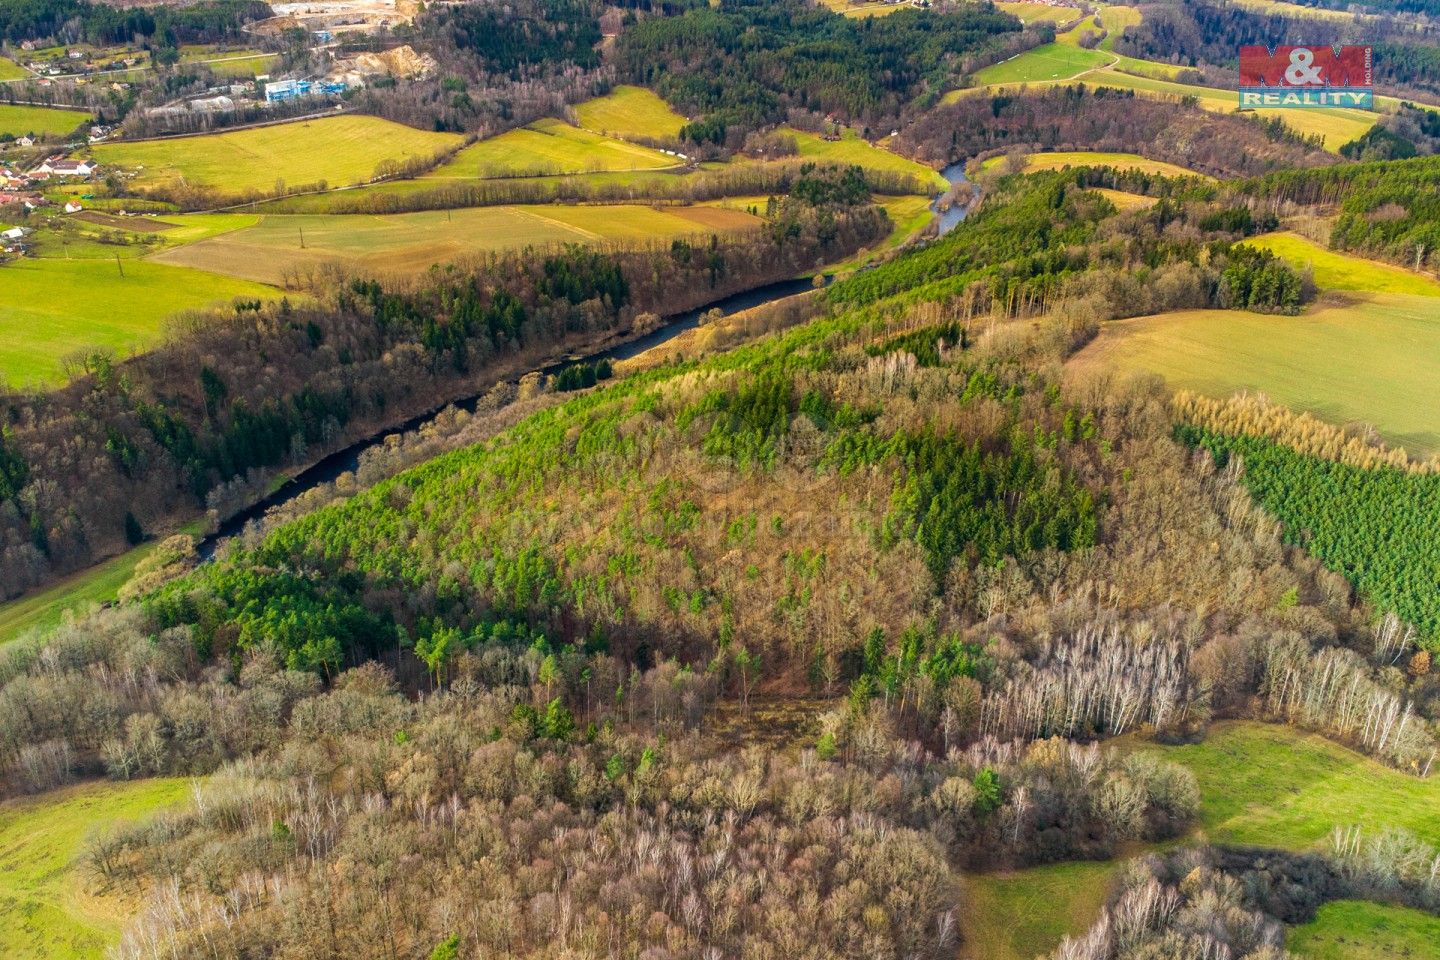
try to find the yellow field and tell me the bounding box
[424,118,678,179]
[816,0,906,16]
[154,203,762,285]
[1244,232,1440,298]
[94,115,463,194]
[1094,187,1158,210]
[982,150,1208,179]
[573,85,688,140]
[996,2,1083,26]
[1068,292,1440,456]
[0,56,33,81]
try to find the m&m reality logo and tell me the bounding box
[1238,45,1373,109]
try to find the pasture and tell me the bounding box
[816,0,906,16]
[0,542,158,647]
[573,85,688,140]
[424,118,677,180]
[154,204,762,286]
[1069,292,1440,456]
[995,2,1083,26]
[0,56,32,81]
[94,115,463,194]
[0,258,275,386]
[961,860,1118,960]
[1148,722,1440,849]
[786,127,947,190]
[1289,901,1440,960]
[0,103,91,138]
[0,778,190,960]
[1243,231,1440,297]
[1093,187,1158,210]
[970,43,1111,86]
[983,150,1207,178]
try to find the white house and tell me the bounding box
[65,200,84,214]
[1,226,28,241]
[37,158,96,177]
[14,136,35,148]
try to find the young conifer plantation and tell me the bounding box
[2,1,1440,958]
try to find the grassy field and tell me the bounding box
[996,2,1084,26]
[0,56,33,81]
[1093,187,1158,210]
[0,778,190,960]
[983,150,1207,178]
[154,204,761,285]
[573,85,688,140]
[970,43,1112,86]
[961,860,1118,960]
[0,258,275,386]
[425,118,677,180]
[816,0,906,16]
[0,542,157,647]
[0,103,91,138]
[1244,232,1440,297]
[786,127,948,190]
[95,115,463,194]
[1147,722,1440,850]
[1289,901,1440,960]
[1068,291,1440,456]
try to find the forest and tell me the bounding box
[0,0,271,47]
[0,179,887,601]
[612,0,1024,143]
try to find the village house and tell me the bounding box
[14,136,35,148]
[35,157,97,178]
[64,200,84,214]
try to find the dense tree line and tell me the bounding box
[0,194,886,601]
[893,85,1334,178]
[1179,427,1440,649]
[825,169,1306,316]
[0,0,270,47]
[612,0,1023,144]
[1236,155,1440,271]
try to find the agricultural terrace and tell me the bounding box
[0,103,91,138]
[1068,291,1440,457]
[93,115,463,194]
[981,151,1208,179]
[154,204,763,286]
[0,258,276,387]
[572,85,688,140]
[0,778,190,960]
[1243,231,1440,297]
[1148,722,1440,849]
[1289,901,1440,960]
[423,118,677,180]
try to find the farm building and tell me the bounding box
[36,158,97,177]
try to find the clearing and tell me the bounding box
[969,43,1112,87]
[1067,291,1440,457]
[0,103,91,138]
[572,85,688,140]
[1146,721,1440,850]
[423,118,677,180]
[153,204,762,286]
[961,860,1118,960]
[1288,901,1440,959]
[94,115,462,194]
[0,258,275,387]
[785,127,948,191]
[0,541,160,647]
[1243,231,1440,298]
[0,778,190,960]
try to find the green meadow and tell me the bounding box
[786,127,948,190]
[0,257,275,386]
[1289,901,1440,960]
[572,85,689,140]
[94,115,463,194]
[982,150,1208,179]
[0,778,190,960]
[961,860,1118,960]
[424,117,677,179]
[1244,231,1440,298]
[0,542,158,647]
[1149,722,1440,850]
[0,56,33,81]
[0,103,91,138]
[970,42,1111,87]
[1069,291,1440,456]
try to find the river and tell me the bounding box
[200,166,976,555]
